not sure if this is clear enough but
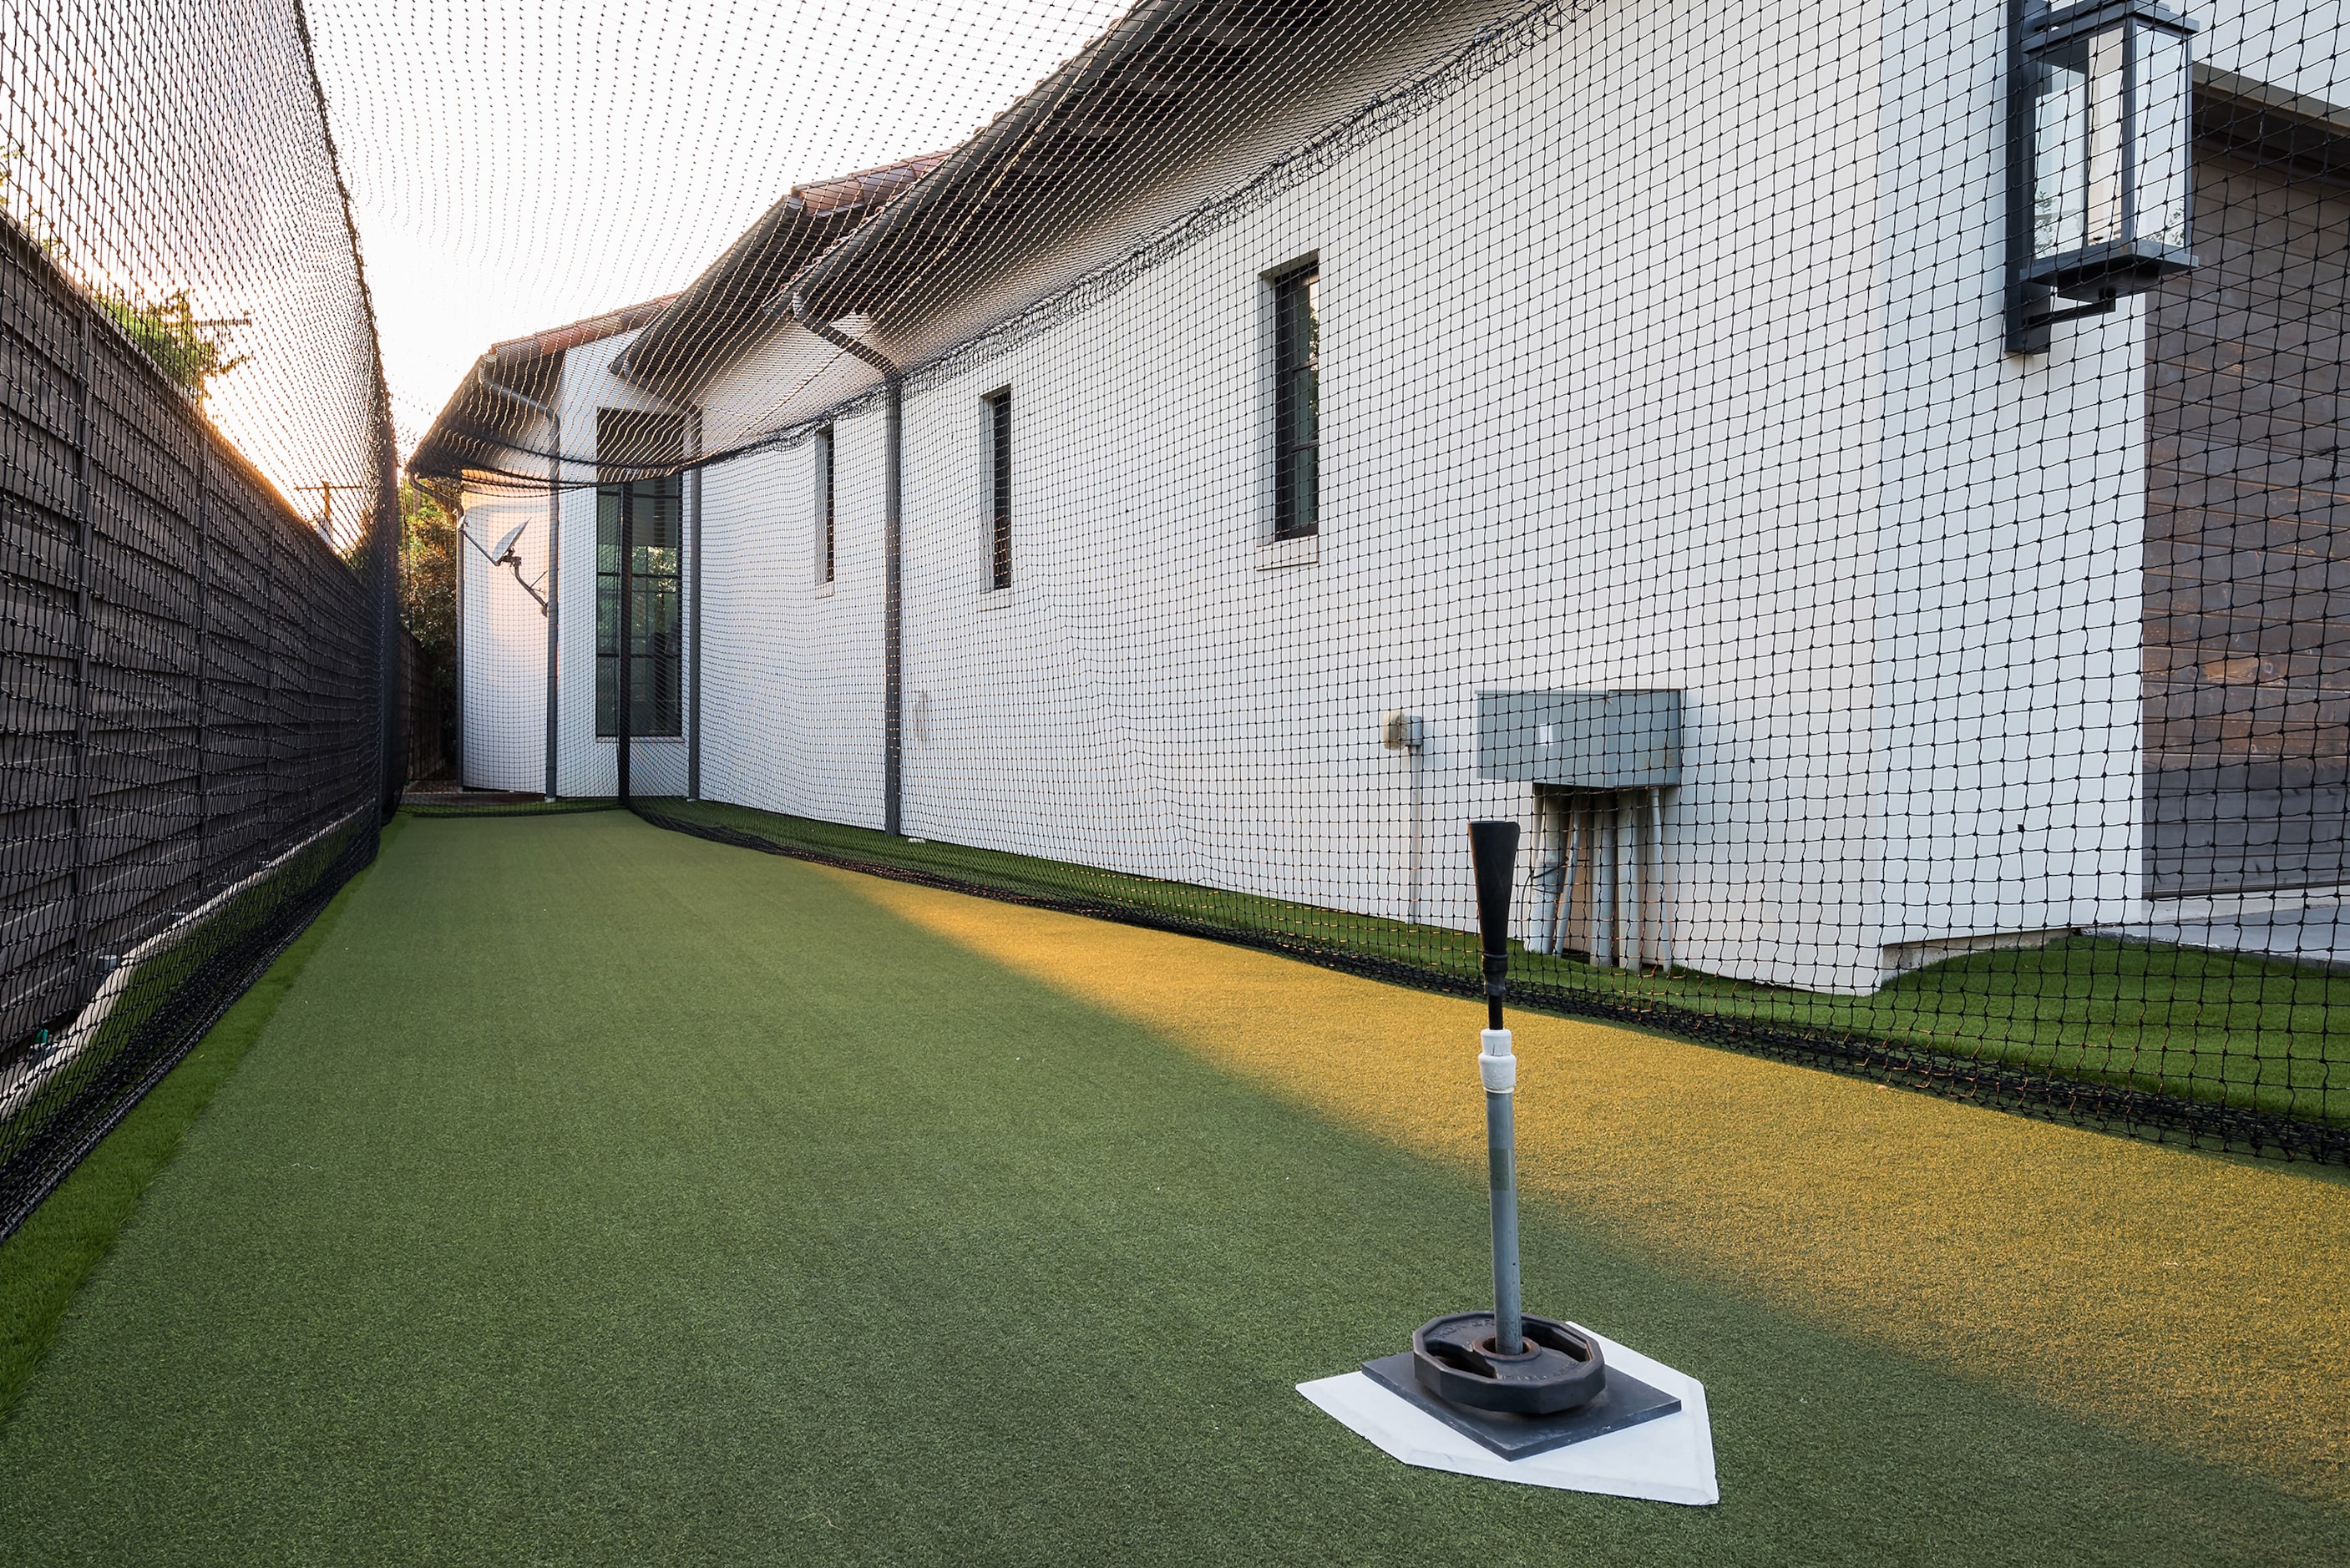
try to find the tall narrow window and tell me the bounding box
[816,424,835,585]
[1272,262,1319,540]
[985,388,1011,590]
[596,410,686,739]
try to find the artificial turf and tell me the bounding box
[0,817,398,1424]
[0,811,2340,1565]
[641,795,2350,1124]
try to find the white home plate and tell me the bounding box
[1298,1327,1718,1504]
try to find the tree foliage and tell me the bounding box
[402,483,461,772]
[401,483,458,663]
[95,290,248,403]
[5,149,247,404]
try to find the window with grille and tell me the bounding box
[985,389,1010,590]
[816,424,835,585]
[1271,262,1319,541]
[595,409,685,738]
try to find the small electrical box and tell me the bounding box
[1476,690,1682,789]
[1381,711,1425,750]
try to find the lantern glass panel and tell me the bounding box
[2135,24,2192,250]
[2030,30,2133,262]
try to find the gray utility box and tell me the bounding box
[1476,690,1683,790]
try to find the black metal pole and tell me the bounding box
[686,410,702,802]
[2005,0,2055,355]
[195,444,211,883]
[69,306,91,989]
[884,376,902,837]
[617,483,632,804]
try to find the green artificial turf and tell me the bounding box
[0,816,399,1425]
[0,812,2336,1565]
[644,795,2350,1124]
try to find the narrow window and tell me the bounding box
[985,389,1011,590]
[815,425,835,584]
[1272,263,1319,540]
[596,410,686,738]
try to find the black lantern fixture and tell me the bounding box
[2007,0,2199,353]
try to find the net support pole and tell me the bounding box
[884,376,903,837]
[617,479,633,805]
[375,420,401,819]
[686,408,703,802]
[291,0,402,822]
[544,403,562,801]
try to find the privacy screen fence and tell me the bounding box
[0,1,401,1236]
[402,0,2350,1164]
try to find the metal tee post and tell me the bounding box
[1383,820,1611,1427]
[1468,817,1523,1357]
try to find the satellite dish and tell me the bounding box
[491,521,528,562]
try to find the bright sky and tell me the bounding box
[306,0,1132,458]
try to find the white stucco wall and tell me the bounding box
[681,0,1906,990]
[566,0,2335,991]
[695,407,890,830]
[1863,0,2150,966]
[457,478,549,792]
[457,326,697,799]
[546,327,693,799]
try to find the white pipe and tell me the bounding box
[0,807,372,1125]
[1568,802,1586,957]
[1617,792,1641,971]
[1543,798,1580,959]
[1407,739,1422,925]
[1591,798,1614,967]
[1650,786,1675,974]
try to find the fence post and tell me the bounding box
[69,303,93,987]
[196,443,211,883]
[378,432,402,819]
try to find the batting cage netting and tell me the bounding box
[6,0,2350,1228]
[0,1,400,1235]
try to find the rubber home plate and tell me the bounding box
[1299,1328,1718,1505]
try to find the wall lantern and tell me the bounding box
[2007,0,2199,353]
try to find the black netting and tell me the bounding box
[0,0,398,1234]
[8,0,2350,1232]
[398,0,2350,1161]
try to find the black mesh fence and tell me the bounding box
[0,0,398,1236]
[401,0,2350,1163]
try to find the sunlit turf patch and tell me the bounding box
[641,796,2350,1127]
[838,862,2350,1510]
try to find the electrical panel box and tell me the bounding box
[1476,690,1683,789]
